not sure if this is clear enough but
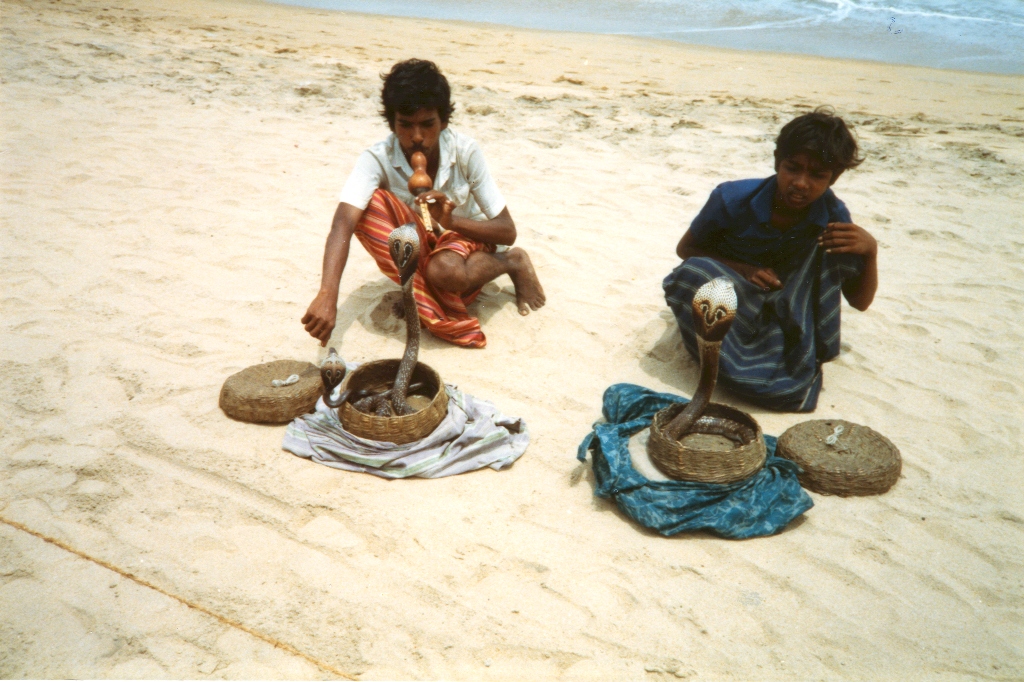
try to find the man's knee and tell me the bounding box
[426,252,469,293]
[681,256,728,278]
[371,188,398,203]
[353,189,405,236]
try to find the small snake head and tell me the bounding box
[320,347,347,393]
[388,222,420,286]
[691,277,738,343]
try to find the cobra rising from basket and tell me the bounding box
[647,277,767,483]
[317,222,448,440]
[353,222,423,416]
[319,347,351,407]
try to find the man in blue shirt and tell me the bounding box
[664,107,878,411]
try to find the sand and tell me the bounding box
[2,0,1023,678]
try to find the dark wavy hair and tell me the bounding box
[775,106,863,177]
[380,59,455,129]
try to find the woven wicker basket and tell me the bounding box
[338,359,448,444]
[219,359,321,424]
[647,402,767,484]
[777,419,900,496]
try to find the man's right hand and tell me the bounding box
[304,202,362,346]
[301,290,338,346]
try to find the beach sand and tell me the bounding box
[2,0,1023,678]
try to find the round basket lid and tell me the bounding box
[219,359,321,424]
[776,419,900,496]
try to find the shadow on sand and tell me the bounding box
[324,278,520,351]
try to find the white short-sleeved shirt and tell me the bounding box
[339,128,506,222]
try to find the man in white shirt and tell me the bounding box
[302,59,545,348]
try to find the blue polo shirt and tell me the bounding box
[689,176,860,279]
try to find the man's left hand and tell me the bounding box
[414,190,455,231]
[820,222,877,257]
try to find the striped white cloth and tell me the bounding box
[282,386,528,479]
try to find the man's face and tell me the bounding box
[393,108,446,160]
[774,152,836,211]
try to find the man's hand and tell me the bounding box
[415,190,454,231]
[301,290,338,347]
[743,265,783,291]
[824,222,879,311]
[819,222,878,257]
[677,228,780,291]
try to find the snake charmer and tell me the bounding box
[302,58,545,349]
[664,107,879,412]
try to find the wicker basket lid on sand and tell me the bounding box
[776,419,901,496]
[220,359,321,424]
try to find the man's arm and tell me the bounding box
[415,190,516,245]
[676,229,783,291]
[819,222,878,311]
[449,207,516,245]
[841,254,877,311]
[301,202,363,346]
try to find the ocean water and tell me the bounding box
[269,0,1024,74]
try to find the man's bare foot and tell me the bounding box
[506,248,545,315]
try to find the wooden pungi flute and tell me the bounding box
[407,151,444,236]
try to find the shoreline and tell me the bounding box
[265,0,1024,76]
[2,0,1023,678]
[255,0,1024,125]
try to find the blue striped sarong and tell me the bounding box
[663,246,862,412]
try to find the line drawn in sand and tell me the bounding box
[0,516,357,680]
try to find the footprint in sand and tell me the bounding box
[898,323,930,337]
[367,290,403,333]
[969,342,998,362]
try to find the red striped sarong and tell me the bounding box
[354,189,494,348]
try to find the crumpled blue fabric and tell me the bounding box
[577,383,813,539]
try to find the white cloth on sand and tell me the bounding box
[282,386,528,479]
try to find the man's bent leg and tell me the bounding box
[426,248,545,316]
[663,256,821,411]
[351,190,488,347]
[352,189,425,285]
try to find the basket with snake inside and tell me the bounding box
[317,222,448,444]
[647,277,767,484]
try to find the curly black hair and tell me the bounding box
[380,59,455,128]
[775,106,863,176]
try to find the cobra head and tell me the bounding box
[388,222,420,286]
[320,347,347,391]
[691,277,738,343]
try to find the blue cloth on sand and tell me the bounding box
[577,383,812,539]
[663,177,864,411]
